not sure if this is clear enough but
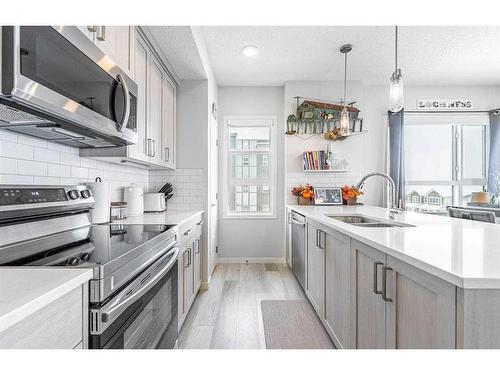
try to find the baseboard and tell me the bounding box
[217,257,285,264]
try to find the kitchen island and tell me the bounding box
[287,204,500,349]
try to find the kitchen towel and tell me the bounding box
[87,178,112,224]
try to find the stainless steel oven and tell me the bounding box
[0,26,137,147]
[89,247,179,349]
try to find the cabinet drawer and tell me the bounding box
[178,213,203,245]
[0,286,84,349]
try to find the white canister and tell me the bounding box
[124,184,144,217]
[87,177,112,224]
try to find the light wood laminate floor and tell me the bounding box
[178,263,307,349]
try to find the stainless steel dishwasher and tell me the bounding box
[291,211,306,289]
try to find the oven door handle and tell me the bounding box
[116,74,130,132]
[98,247,179,328]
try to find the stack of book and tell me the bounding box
[303,150,329,170]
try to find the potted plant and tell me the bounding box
[341,185,363,205]
[292,184,314,205]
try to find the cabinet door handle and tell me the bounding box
[195,239,200,254]
[87,26,97,32]
[96,25,106,41]
[152,139,156,157]
[165,147,169,162]
[184,250,189,268]
[373,262,383,295]
[184,229,191,236]
[382,266,393,302]
[146,139,151,156]
[189,249,192,266]
[197,220,203,226]
[316,229,325,249]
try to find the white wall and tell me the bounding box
[217,86,285,261]
[285,82,500,208]
[284,81,382,205]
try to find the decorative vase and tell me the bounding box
[346,198,357,206]
[298,196,312,206]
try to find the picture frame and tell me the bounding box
[313,187,342,205]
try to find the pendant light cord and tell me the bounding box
[395,25,398,72]
[344,52,347,104]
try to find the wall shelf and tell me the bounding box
[303,169,351,173]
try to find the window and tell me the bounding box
[223,116,276,218]
[404,113,488,215]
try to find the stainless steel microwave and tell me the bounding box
[0,26,138,147]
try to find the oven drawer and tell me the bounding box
[0,285,85,349]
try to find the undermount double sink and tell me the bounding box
[326,215,415,228]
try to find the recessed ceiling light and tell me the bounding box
[242,45,258,57]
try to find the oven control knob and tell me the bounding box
[81,190,91,199]
[68,190,79,200]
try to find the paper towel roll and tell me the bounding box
[87,179,112,224]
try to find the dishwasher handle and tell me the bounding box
[291,217,305,227]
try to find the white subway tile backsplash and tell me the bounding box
[70,166,89,179]
[0,141,33,160]
[59,152,81,167]
[48,164,71,177]
[0,133,203,211]
[18,160,48,176]
[0,158,17,174]
[34,147,60,164]
[34,176,60,185]
[0,174,34,184]
[0,130,18,143]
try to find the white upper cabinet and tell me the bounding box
[147,55,164,166]
[79,27,177,170]
[162,78,176,169]
[130,36,149,160]
[78,26,135,79]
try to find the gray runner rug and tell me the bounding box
[260,300,335,349]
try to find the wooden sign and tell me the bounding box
[417,99,473,110]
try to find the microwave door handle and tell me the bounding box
[116,74,130,132]
[98,247,179,327]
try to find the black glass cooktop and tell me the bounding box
[0,224,175,267]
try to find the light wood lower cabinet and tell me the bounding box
[306,220,325,317]
[351,240,387,349]
[385,255,456,349]
[349,240,456,349]
[323,227,352,348]
[302,228,458,349]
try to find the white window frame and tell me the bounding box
[222,116,277,219]
[404,112,489,207]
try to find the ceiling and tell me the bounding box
[199,26,500,86]
[147,26,206,80]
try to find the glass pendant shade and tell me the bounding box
[389,70,404,113]
[339,106,351,136]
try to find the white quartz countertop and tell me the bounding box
[287,204,500,289]
[113,209,203,226]
[0,268,92,333]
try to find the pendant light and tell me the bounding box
[389,26,404,112]
[339,44,352,136]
